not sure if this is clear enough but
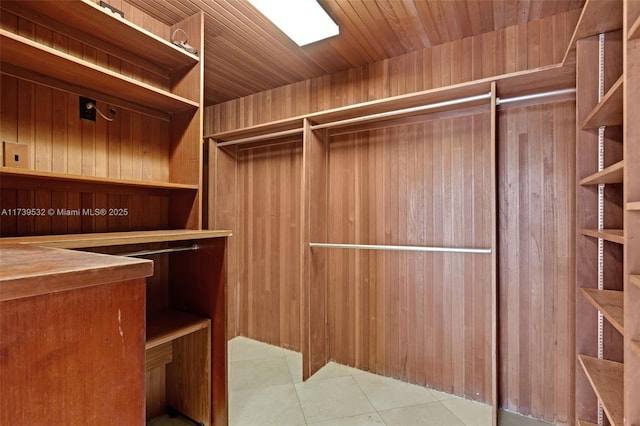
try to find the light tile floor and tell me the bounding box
[149,336,553,426]
[228,337,552,426]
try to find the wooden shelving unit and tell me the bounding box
[580,288,624,334]
[631,274,640,289]
[627,201,640,210]
[574,1,628,424]
[0,1,228,425]
[578,355,624,426]
[580,228,624,244]
[579,160,624,185]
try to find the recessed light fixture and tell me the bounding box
[247,0,339,46]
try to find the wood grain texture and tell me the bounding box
[0,277,146,426]
[498,101,576,424]
[205,10,580,133]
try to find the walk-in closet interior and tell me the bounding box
[0,0,639,425]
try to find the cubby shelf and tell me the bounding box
[0,167,198,192]
[579,160,624,185]
[2,0,199,70]
[581,76,623,129]
[146,308,209,350]
[581,288,624,335]
[630,14,640,40]
[578,355,624,426]
[632,341,640,358]
[577,420,598,426]
[628,201,640,210]
[0,30,198,113]
[580,228,624,244]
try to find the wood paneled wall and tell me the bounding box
[209,10,579,424]
[497,101,575,424]
[205,10,579,134]
[322,113,493,401]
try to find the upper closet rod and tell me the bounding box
[496,88,576,105]
[309,242,491,254]
[216,127,303,147]
[309,92,492,131]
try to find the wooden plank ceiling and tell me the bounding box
[127,0,584,105]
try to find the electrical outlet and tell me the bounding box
[80,97,96,122]
[3,141,29,168]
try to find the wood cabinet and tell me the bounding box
[0,244,153,425]
[0,2,229,425]
[573,0,639,423]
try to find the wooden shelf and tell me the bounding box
[577,420,598,426]
[628,201,640,210]
[631,275,640,289]
[580,229,624,244]
[146,308,209,350]
[579,160,624,185]
[0,167,198,191]
[1,0,198,71]
[563,0,623,64]
[578,355,624,426]
[581,76,624,129]
[581,288,624,335]
[0,30,198,113]
[0,229,232,249]
[630,14,640,40]
[632,341,640,358]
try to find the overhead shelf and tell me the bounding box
[563,0,623,65]
[146,308,210,350]
[0,229,233,249]
[580,229,624,244]
[0,0,198,70]
[581,288,624,335]
[579,160,624,185]
[581,76,623,129]
[0,30,198,113]
[578,355,624,426]
[0,167,198,192]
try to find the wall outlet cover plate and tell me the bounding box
[3,141,29,168]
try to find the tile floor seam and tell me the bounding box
[350,373,390,425]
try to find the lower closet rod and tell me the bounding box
[309,242,491,254]
[117,244,200,257]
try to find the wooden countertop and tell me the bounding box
[0,244,153,302]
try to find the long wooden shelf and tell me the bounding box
[631,275,640,289]
[580,229,624,244]
[581,76,624,129]
[0,229,233,249]
[0,30,198,113]
[0,167,198,191]
[146,308,210,350]
[579,160,624,185]
[1,0,199,70]
[581,288,624,335]
[563,0,623,65]
[578,355,624,426]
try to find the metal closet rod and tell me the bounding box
[496,88,576,105]
[309,92,492,130]
[217,128,303,147]
[117,244,200,257]
[309,242,492,254]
